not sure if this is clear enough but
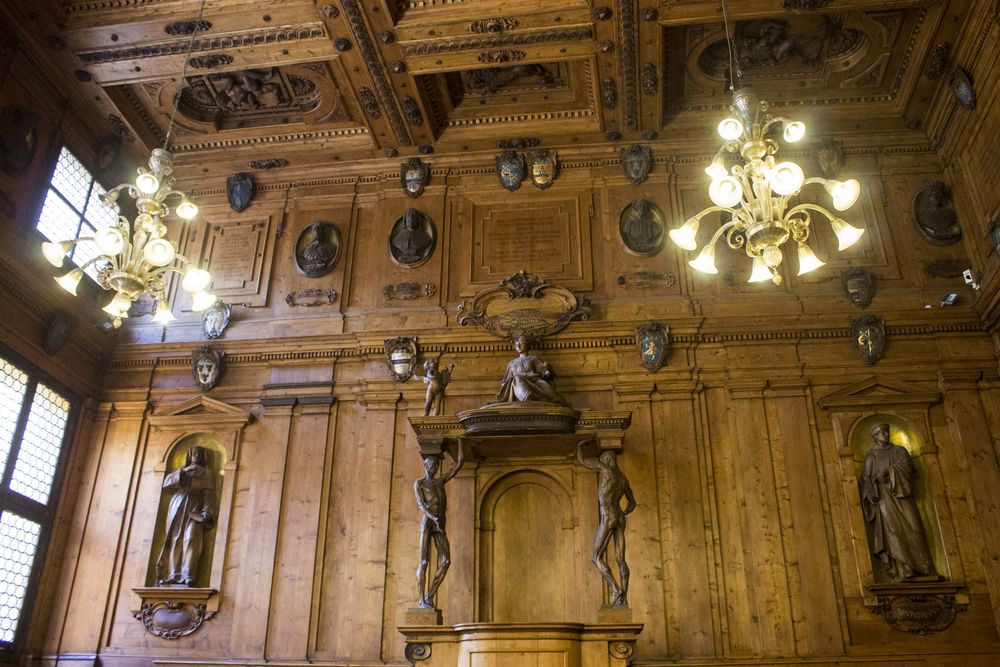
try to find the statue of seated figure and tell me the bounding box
[495,334,569,406]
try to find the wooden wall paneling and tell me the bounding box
[54,400,148,653]
[226,396,293,659]
[611,386,669,657]
[649,381,722,658]
[266,389,336,659]
[763,385,845,655]
[725,382,797,656]
[315,389,399,659]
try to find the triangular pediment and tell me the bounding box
[149,395,252,427]
[817,375,940,410]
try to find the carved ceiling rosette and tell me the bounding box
[457,271,592,342]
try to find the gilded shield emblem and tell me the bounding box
[619,144,652,185]
[530,150,558,190]
[635,322,669,372]
[496,150,525,192]
[401,157,430,198]
[226,172,255,213]
[852,314,885,365]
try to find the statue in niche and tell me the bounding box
[155,446,216,586]
[576,443,636,607]
[415,443,464,609]
[914,181,961,245]
[860,423,938,582]
[495,334,569,406]
[421,358,455,417]
[390,208,435,266]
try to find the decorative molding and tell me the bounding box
[79,26,325,64]
[609,641,635,660]
[188,54,233,69]
[469,17,518,33]
[478,50,526,63]
[133,601,215,639]
[641,63,657,96]
[342,0,411,145]
[497,137,540,149]
[358,87,381,119]
[319,5,339,19]
[249,158,288,170]
[617,0,638,130]
[400,27,593,56]
[285,288,338,307]
[383,282,437,300]
[601,78,618,109]
[170,127,367,153]
[164,19,212,36]
[782,0,832,8]
[402,96,423,126]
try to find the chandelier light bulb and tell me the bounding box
[176,199,199,220]
[688,245,719,274]
[747,255,774,283]
[151,300,176,325]
[181,267,212,293]
[94,227,126,255]
[135,172,160,194]
[55,269,84,295]
[831,218,865,250]
[783,121,806,143]
[190,290,218,312]
[41,241,72,267]
[718,117,744,141]
[143,238,176,267]
[709,176,744,208]
[828,179,861,211]
[102,292,132,318]
[796,244,826,275]
[705,157,728,180]
[668,218,700,251]
[768,161,804,196]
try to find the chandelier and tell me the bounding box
[41,0,214,327]
[667,0,864,285]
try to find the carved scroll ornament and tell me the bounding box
[133,600,215,639]
[457,271,591,341]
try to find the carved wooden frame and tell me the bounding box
[132,396,253,639]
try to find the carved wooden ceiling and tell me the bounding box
[6,0,972,176]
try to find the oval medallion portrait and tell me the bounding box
[389,208,436,267]
[294,221,342,277]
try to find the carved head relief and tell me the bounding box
[619,145,652,184]
[294,221,342,278]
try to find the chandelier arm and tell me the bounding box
[707,219,741,247]
[785,203,838,222]
[801,177,831,189]
[687,205,737,228]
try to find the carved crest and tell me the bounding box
[457,271,592,341]
[842,268,876,309]
[385,336,418,382]
[133,601,215,640]
[619,198,665,256]
[635,322,669,372]
[495,150,525,192]
[913,181,960,245]
[201,301,232,339]
[226,172,254,212]
[529,149,558,190]
[294,221,342,277]
[400,158,430,198]
[619,144,652,184]
[870,585,967,634]
[947,67,976,109]
[814,138,843,179]
[192,346,224,391]
[852,314,885,365]
[389,209,436,267]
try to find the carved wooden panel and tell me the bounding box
[192,212,276,308]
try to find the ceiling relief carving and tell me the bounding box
[148,65,348,132]
[459,64,560,96]
[667,9,924,113]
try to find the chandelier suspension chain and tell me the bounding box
[163,0,209,151]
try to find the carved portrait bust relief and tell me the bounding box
[389,208,436,267]
[294,221,342,277]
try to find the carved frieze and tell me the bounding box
[478,50,527,64]
[497,137,540,149]
[601,78,618,109]
[285,288,337,307]
[641,63,658,96]
[783,0,831,8]
[457,271,592,340]
[249,158,288,169]
[469,17,518,33]
[400,27,592,57]
[188,54,234,69]
[79,27,324,64]
[403,96,423,126]
[164,19,211,36]
[359,87,380,119]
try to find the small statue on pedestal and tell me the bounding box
[860,423,938,582]
[421,358,454,416]
[415,443,464,609]
[495,334,568,406]
[155,446,215,586]
[576,443,636,607]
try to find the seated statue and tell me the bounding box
[495,334,569,406]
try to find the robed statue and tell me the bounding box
[155,446,216,586]
[495,334,569,406]
[860,423,937,582]
[415,444,464,609]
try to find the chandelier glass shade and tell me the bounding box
[42,148,214,328]
[668,88,865,285]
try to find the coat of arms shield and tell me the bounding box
[530,150,558,190]
[620,144,652,185]
[852,314,885,365]
[226,172,255,213]
[496,150,525,192]
[635,322,669,372]
[400,157,430,198]
[192,346,224,391]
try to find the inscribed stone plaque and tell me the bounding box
[470,197,590,290]
[196,216,275,307]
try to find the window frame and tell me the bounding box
[0,344,80,658]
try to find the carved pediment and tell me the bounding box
[817,375,940,410]
[149,395,252,427]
